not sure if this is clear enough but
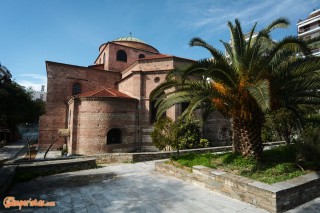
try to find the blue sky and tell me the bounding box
[1,0,319,91]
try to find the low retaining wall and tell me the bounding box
[92,141,285,164]
[93,146,231,164]
[15,158,97,177]
[155,161,320,212]
[0,158,97,197]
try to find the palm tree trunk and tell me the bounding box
[232,114,264,160]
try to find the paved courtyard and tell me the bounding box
[3,160,320,212]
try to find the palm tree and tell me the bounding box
[151,18,320,159]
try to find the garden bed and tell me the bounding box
[156,161,320,212]
[171,145,312,184]
[156,146,320,212]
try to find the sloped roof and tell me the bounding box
[78,88,133,99]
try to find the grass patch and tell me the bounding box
[172,145,315,184]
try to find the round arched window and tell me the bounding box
[116,50,127,62]
[107,128,121,144]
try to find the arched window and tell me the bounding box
[181,102,189,113]
[107,128,121,144]
[150,100,166,124]
[139,54,145,59]
[116,50,127,62]
[72,83,81,96]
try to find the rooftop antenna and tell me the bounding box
[129,32,132,37]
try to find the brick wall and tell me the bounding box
[112,41,159,53]
[118,69,179,151]
[40,40,230,154]
[38,62,121,151]
[107,43,159,72]
[69,97,138,155]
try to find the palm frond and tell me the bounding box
[246,22,257,50]
[150,79,178,101]
[268,36,311,59]
[190,37,225,60]
[247,80,271,112]
[156,91,192,119]
[264,17,289,33]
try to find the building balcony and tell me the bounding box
[298,26,320,37]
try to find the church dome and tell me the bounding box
[110,36,159,53]
[113,36,147,44]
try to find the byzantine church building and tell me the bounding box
[38,36,229,154]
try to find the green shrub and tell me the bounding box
[263,144,296,162]
[177,117,208,149]
[199,138,209,148]
[151,117,209,155]
[151,117,179,151]
[296,127,320,169]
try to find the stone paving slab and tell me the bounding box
[35,151,62,159]
[0,140,27,162]
[1,160,320,212]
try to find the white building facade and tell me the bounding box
[297,9,320,56]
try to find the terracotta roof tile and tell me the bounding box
[78,88,133,99]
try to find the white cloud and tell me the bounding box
[170,0,320,39]
[19,74,47,82]
[17,73,47,91]
[17,81,46,92]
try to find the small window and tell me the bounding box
[116,50,127,62]
[107,128,121,144]
[103,53,106,64]
[72,83,81,96]
[154,77,160,83]
[139,54,145,59]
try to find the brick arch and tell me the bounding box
[106,128,122,144]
